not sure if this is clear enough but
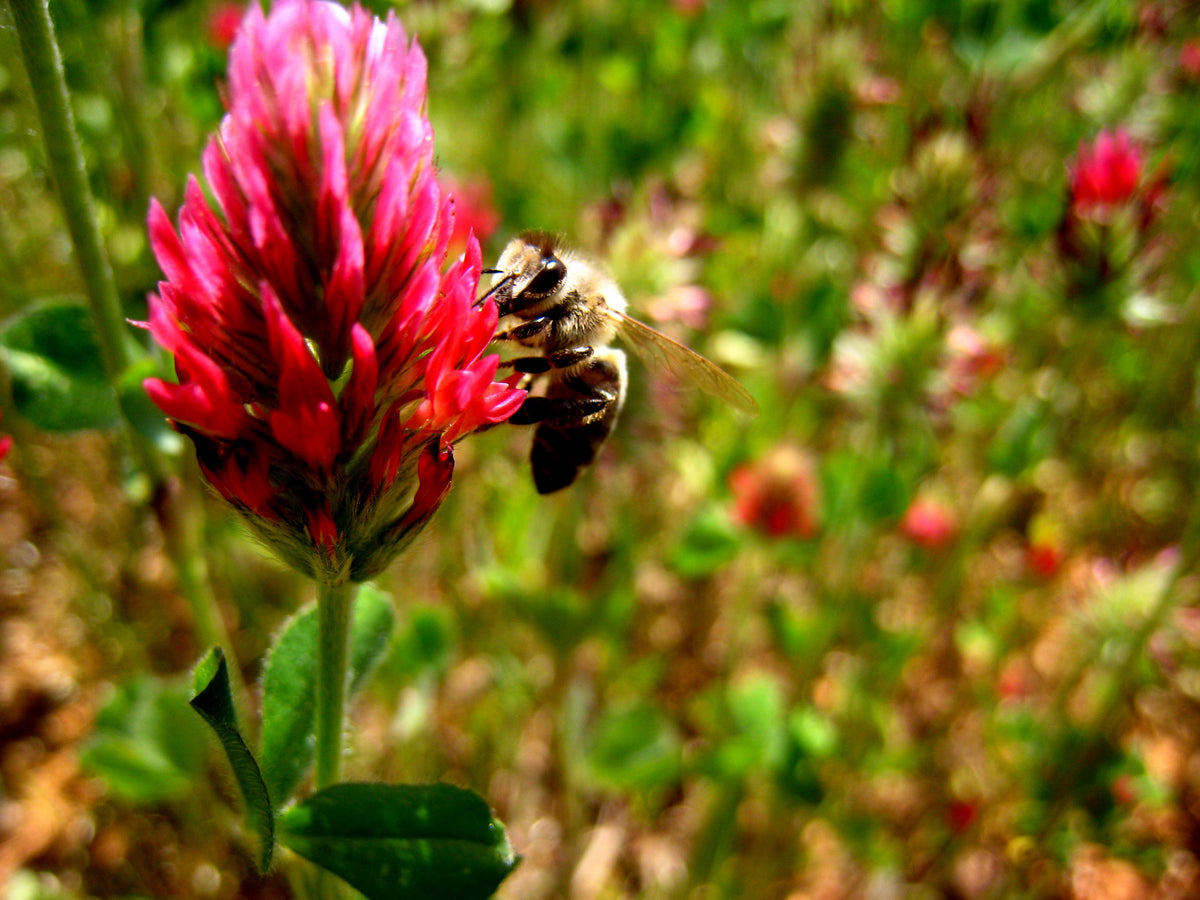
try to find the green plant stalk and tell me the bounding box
[314,581,357,790]
[52,0,156,212]
[8,0,156,472]
[9,0,245,707]
[687,780,744,896]
[110,7,157,212]
[155,475,248,713]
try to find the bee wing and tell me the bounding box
[610,309,759,415]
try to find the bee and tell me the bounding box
[483,231,758,494]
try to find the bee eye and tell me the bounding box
[525,257,565,297]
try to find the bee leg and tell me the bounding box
[507,392,610,426]
[493,307,570,343]
[507,346,594,374]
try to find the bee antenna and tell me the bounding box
[474,275,511,309]
[481,268,502,275]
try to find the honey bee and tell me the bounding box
[484,231,758,494]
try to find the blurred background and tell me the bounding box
[3,0,1200,898]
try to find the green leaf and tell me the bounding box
[279,782,518,900]
[388,604,457,681]
[988,397,1052,477]
[80,674,209,803]
[0,298,120,432]
[694,675,788,780]
[259,584,396,808]
[190,648,274,873]
[670,505,742,578]
[583,702,682,792]
[116,356,184,454]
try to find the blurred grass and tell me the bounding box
[3,0,1200,898]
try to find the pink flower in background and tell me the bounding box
[1069,129,1142,216]
[646,284,712,331]
[900,496,957,551]
[443,177,501,259]
[729,446,820,539]
[1181,39,1200,81]
[0,412,11,462]
[671,0,705,16]
[944,323,1005,397]
[142,0,523,583]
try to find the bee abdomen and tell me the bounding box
[531,420,612,494]
[527,350,627,493]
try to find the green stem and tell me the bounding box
[10,0,245,712]
[315,581,357,789]
[8,0,161,477]
[686,781,744,897]
[154,474,248,715]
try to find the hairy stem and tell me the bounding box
[315,581,357,789]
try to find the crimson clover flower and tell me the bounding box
[142,0,524,584]
[900,495,957,552]
[728,445,820,539]
[1068,129,1143,218]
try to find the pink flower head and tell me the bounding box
[1069,129,1143,217]
[142,0,524,584]
[729,445,820,539]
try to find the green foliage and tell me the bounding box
[693,674,788,781]
[670,505,742,578]
[5,0,1200,896]
[582,701,683,792]
[80,674,209,803]
[0,299,119,431]
[279,782,518,900]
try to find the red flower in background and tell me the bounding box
[142,0,523,583]
[1025,516,1065,579]
[729,446,820,539]
[205,1,245,50]
[1026,540,1064,579]
[945,800,979,833]
[1069,129,1143,217]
